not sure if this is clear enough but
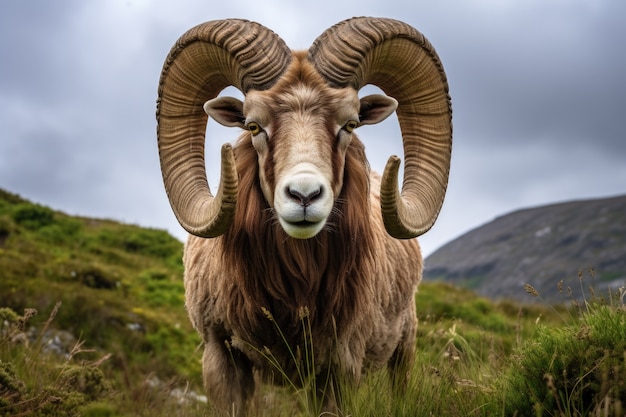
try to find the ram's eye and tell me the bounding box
[344,120,358,133]
[247,122,261,135]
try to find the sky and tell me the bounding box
[1,0,624,257]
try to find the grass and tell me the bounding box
[1,188,626,416]
[0,302,111,416]
[0,189,204,416]
[503,279,626,416]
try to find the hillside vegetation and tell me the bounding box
[1,188,625,416]
[0,188,206,416]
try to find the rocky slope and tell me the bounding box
[424,195,626,303]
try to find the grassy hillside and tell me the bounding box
[1,188,625,416]
[0,189,206,416]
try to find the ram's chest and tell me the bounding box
[230,306,338,383]
[184,229,381,378]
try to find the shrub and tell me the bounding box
[87,227,182,265]
[121,228,181,258]
[38,217,83,245]
[138,269,184,307]
[0,215,14,244]
[59,364,110,401]
[11,204,55,230]
[0,360,25,407]
[0,304,112,417]
[504,303,626,416]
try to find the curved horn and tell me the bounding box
[308,17,452,238]
[157,19,292,237]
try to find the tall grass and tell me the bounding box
[214,275,626,417]
[502,274,626,417]
[0,303,113,417]
[226,311,499,417]
[5,277,625,416]
[3,192,625,416]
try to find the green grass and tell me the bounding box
[502,289,626,416]
[0,189,203,416]
[1,188,625,416]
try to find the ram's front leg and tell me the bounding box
[202,329,255,417]
[315,362,360,415]
[388,306,418,391]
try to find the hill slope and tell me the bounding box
[0,187,213,415]
[424,195,626,302]
[5,187,623,416]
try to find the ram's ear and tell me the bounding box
[203,97,245,128]
[358,94,398,126]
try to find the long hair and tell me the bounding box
[220,131,376,349]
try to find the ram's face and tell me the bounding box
[244,85,361,238]
[205,67,397,239]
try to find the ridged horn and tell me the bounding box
[156,19,292,237]
[308,17,452,238]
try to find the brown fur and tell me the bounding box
[183,52,422,416]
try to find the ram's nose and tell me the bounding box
[286,185,323,207]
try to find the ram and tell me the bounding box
[156,17,452,416]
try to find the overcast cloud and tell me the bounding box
[1,0,624,256]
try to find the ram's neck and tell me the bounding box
[221,135,376,339]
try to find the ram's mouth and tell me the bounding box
[279,219,325,239]
[291,220,316,227]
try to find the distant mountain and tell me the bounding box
[424,195,626,303]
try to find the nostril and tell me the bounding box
[288,186,322,207]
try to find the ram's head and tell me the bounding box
[157,17,452,240]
